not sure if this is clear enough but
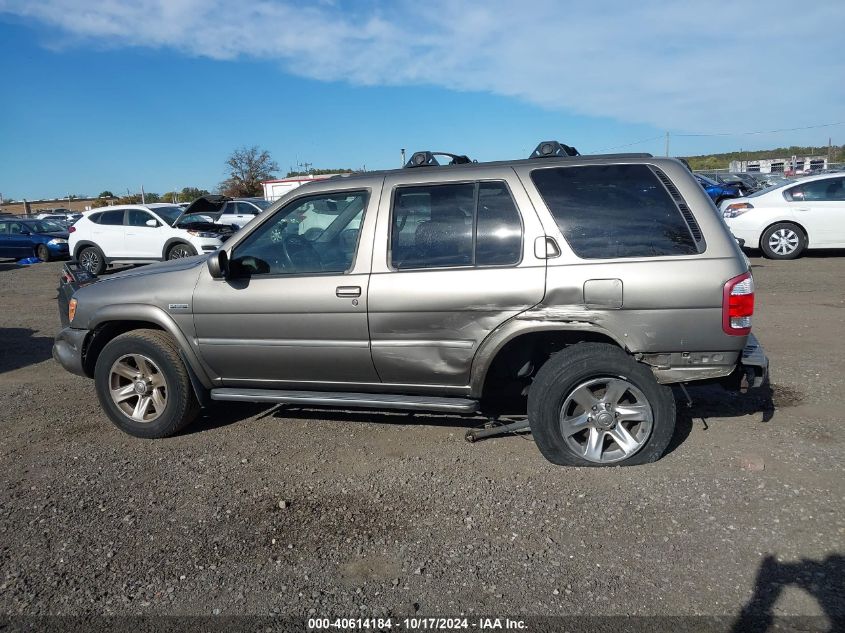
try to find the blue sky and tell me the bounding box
[1,0,843,200]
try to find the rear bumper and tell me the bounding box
[52,327,90,378]
[646,333,768,388]
[740,333,769,389]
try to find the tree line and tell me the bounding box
[88,146,355,207]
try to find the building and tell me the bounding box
[730,155,828,175]
[262,175,336,201]
[0,196,116,216]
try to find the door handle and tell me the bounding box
[336,286,361,298]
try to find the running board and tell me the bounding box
[210,388,479,413]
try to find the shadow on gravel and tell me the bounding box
[682,382,780,424]
[0,327,55,374]
[732,553,845,633]
[267,405,482,430]
[745,248,845,260]
[185,401,272,435]
[0,260,23,272]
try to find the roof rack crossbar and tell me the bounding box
[404,151,474,168]
[529,140,581,159]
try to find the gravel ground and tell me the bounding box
[0,255,843,623]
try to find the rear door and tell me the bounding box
[90,209,128,257]
[367,168,547,388]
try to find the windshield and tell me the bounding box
[150,206,184,226]
[29,220,66,233]
[696,174,718,186]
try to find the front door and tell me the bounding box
[787,176,845,245]
[367,172,547,388]
[193,187,381,386]
[125,208,166,258]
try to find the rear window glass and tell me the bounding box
[531,164,698,259]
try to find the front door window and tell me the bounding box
[230,191,368,276]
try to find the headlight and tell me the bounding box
[48,238,68,245]
[723,202,754,218]
[187,230,220,238]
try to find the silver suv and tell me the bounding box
[53,142,768,467]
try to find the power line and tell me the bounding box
[674,121,845,138]
[592,134,664,152]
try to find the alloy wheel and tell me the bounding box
[108,354,167,422]
[79,249,100,272]
[559,377,654,464]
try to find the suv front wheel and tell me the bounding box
[94,329,200,438]
[528,343,676,466]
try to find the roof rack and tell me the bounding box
[529,140,580,159]
[404,151,474,168]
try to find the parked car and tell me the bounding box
[68,198,237,274]
[694,174,742,204]
[53,142,767,467]
[0,218,69,261]
[721,173,845,259]
[214,197,274,227]
[698,172,758,195]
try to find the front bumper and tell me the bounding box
[52,327,90,378]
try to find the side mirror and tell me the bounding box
[146,219,159,227]
[207,249,229,279]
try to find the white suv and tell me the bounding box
[215,198,273,227]
[69,203,234,274]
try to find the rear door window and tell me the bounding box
[98,210,125,225]
[530,164,698,259]
[390,181,522,269]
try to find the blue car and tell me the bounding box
[0,218,70,261]
[694,174,741,205]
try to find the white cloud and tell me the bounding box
[2,0,843,133]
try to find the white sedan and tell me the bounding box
[721,173,845,259]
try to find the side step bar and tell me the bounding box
[210,388,479,413]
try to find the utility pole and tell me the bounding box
[141,185,146,205]
[401,148,406,166]
[664,132,670,157]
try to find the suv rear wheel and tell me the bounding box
[528,343,676,466]
[78,246,106,274]
[94,329,199,438]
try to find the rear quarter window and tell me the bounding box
[531,164,698,259]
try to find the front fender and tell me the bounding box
[88,303,213,388]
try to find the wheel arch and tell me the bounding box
[72,240,101,259]
[759,219,809,249]
[470,322,627,399]
[82,306,213,393]
[162,238,195,260]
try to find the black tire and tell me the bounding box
[167,243,197,260]
[528,343,676,467]
[760,222,806,260]
[36,244,51,262]
[78,246,106,274]
[94,329,200,438]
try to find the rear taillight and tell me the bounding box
[723,272,754,335]
[68,226,76,233]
